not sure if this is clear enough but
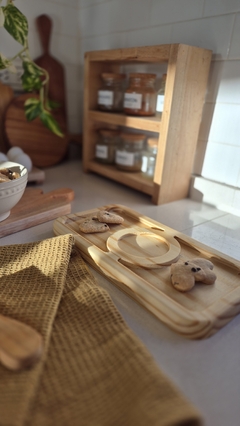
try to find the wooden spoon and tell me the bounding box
[0,313,43,371]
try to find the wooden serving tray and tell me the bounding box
[53,204,240,339]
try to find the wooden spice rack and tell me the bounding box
[83,44,212,205]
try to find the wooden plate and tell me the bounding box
[53,204,240,339]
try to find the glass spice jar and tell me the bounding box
[141,137,158,178]
[95,129,120,164]
[115,132,146,172]
[156,73,167,114]
[97,73,126,112]
[123,73,157,116]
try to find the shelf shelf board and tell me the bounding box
[89,110,161,133]
[87,161,154,196]
[85,44,172,62]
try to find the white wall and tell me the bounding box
[1,0,240,211]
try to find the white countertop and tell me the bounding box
[1,158,240,426]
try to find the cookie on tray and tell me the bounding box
[97,210,124,224]
[170,257,216,292]
[79,218,110,234]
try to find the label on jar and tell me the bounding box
[156,95,164,112]
[115,150,135,166]
[98,90,113,106]
[96,145,108,159]
[141,155,148,173]
[124,93,142,109]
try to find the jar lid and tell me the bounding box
[129,73,156,80]
[147,137,158,148]
[101,73,126,80]
[120,132,146,141]
[99,129,120,137]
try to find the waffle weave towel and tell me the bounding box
[0,234,202,426]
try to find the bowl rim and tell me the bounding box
[0,161,28,189]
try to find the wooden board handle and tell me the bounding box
[36,14,52,54]
[0,314,43,371]
[47,187,75,202]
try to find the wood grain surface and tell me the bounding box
[53,204,240,339]
[0,187,74,237]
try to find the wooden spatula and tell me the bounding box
[0,313,43,371]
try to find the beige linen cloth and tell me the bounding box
[0,234,202,426]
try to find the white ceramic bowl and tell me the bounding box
[0,161,28,222]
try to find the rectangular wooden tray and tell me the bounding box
[53,204,240,339]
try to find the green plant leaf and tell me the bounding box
[21,60,44,91]
[21,72,43,91]
[3,4,28,46]
[24,98,42,121]
[23,59,44,76]
[0,7,5,27]
[0,53,11,69]
[46,99,61,111]
[40,110,64,137]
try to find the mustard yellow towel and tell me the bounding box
[0,235,202,426]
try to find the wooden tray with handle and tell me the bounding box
[53,204,240,340]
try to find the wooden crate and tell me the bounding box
[83,44,212,205]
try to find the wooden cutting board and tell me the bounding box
[34,14,67,120]
[0,187,74,237]
[53,204,240,339]
[4,93,68,168]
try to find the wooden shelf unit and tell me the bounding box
[83,44,212,205]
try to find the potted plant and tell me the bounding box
[0,0,63,137]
